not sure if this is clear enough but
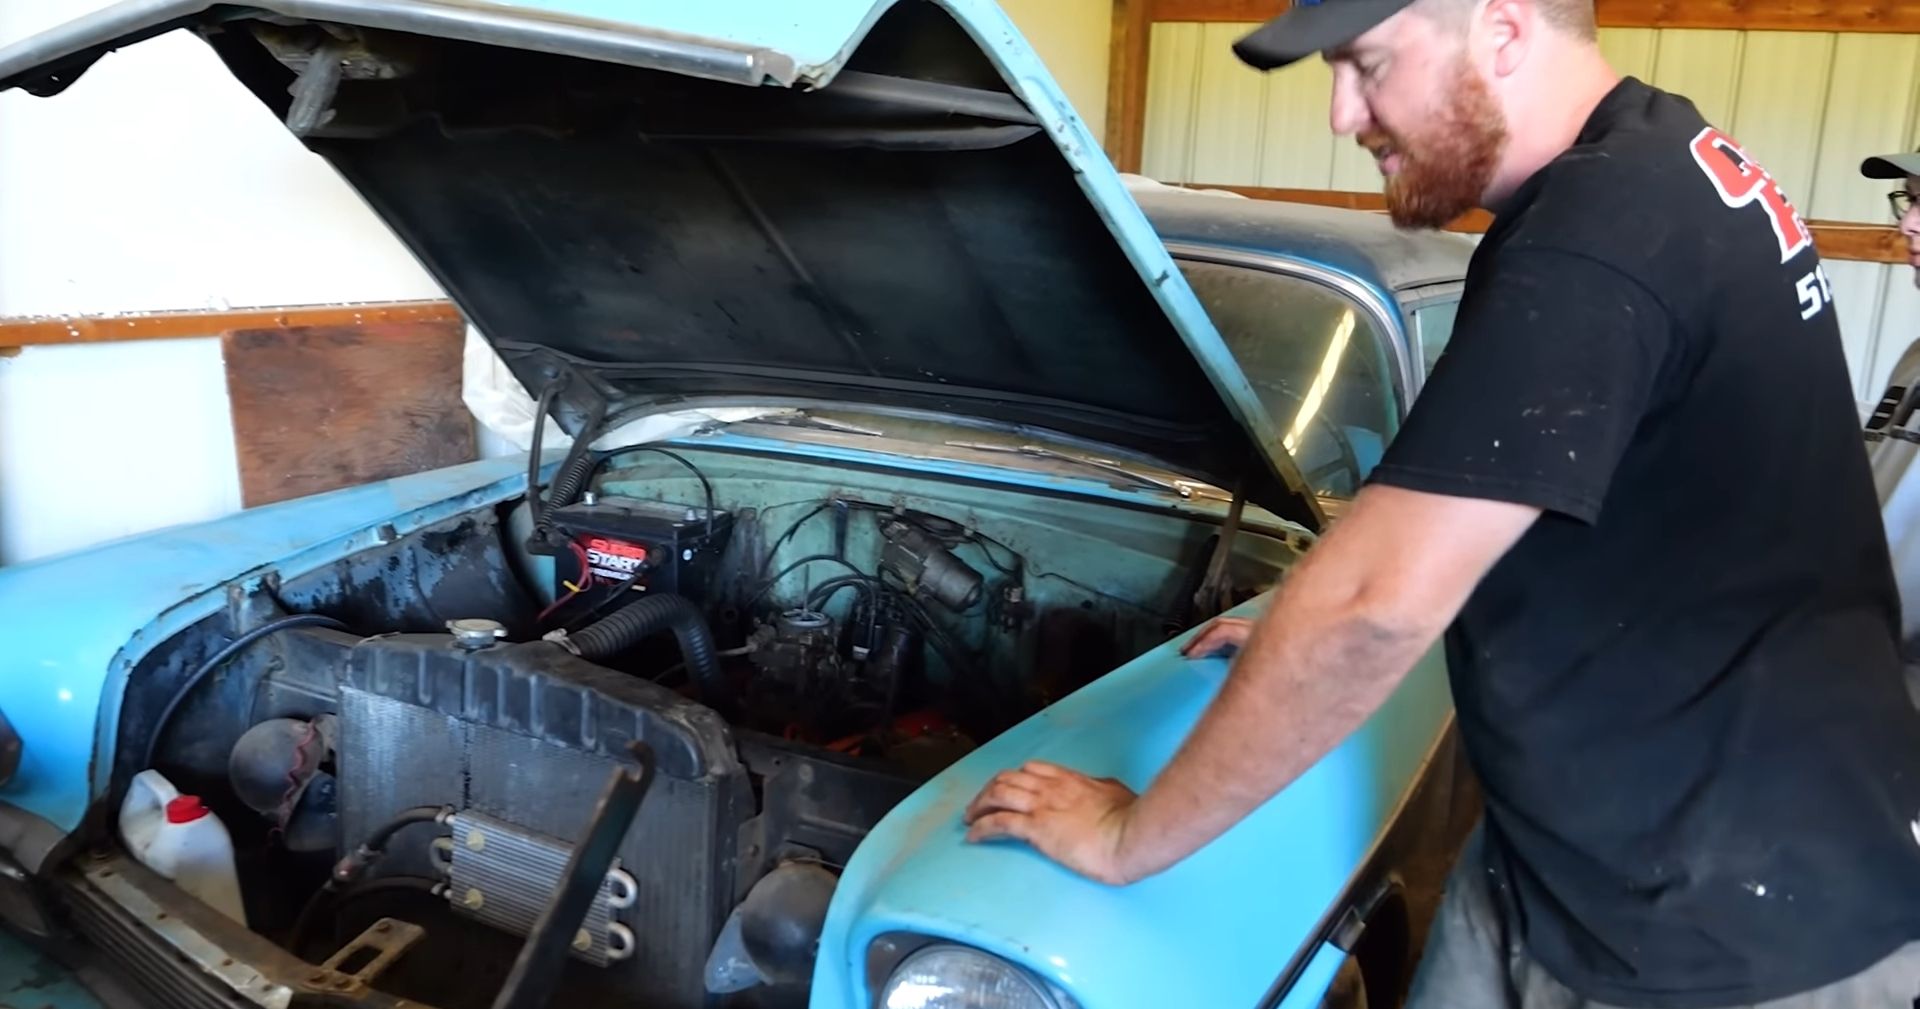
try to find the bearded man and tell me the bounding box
[963,0,1920,1005]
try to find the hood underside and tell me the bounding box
[0,0,1321,528]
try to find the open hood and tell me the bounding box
[0,0,1322,529]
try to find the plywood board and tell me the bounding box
[223,322,475,507]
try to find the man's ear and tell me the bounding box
[1477,0,1531,78]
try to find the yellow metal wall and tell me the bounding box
[1140,23,1920,406]
[999,0,1112,143]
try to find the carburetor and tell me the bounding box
[746,609,846,692]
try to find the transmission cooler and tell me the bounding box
[336,634,755,1009]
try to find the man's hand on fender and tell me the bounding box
[962,760,1140,885]
[959,617,1251,885]
[1181,616,1253,658]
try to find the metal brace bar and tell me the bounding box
[489,743,655,1009]
[319,917,425,985]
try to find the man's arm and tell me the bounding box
[962,483,1540,884]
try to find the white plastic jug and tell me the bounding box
[119,769,246,924]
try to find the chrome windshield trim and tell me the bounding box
[0,0,797,95]
[1163,242,1417,417]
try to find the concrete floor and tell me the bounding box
[0,931,100,1009]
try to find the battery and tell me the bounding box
[548,496,734,603]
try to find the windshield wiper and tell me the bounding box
[758,412,884,437]
[944,441,1196,499]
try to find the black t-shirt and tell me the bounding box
[1370,77,1920,1007]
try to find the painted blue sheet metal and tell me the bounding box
[0,456,546,833]
[809,598,1453,1009]
[0,930,104,1009]
[423,0,895,83]
[0,435,1229,838]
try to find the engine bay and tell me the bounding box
[110,439,1299,1009]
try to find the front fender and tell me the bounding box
[811,598,1453,1009]
[0,455,545,838]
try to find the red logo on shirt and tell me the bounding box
[1688,127,1813,264]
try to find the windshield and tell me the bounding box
[724,409,1227,497]
[1176,260,1401,498]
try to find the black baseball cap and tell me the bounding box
[1234,0,1420,70]
[1861,149,1920,180]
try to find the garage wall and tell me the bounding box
[1139,22,1920,412]
[1002,0,1113,144]
[0,0,1113,566]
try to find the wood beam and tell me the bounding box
[1150,0,1282,21]
[1593,0,1920,31]
[1107,0,1154,173]
[1804,220,1910,264]
[1188,183,1908,264]
[0,300,462,348]
[1148,0,1920,31]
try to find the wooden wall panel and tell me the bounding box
[1599,27,1661,79]
[1256,60,1338,188]
[1141,22,1206,181]
[223,322,475,507]
[1190,23,1271,184]
[0,300,461,349]
[1649,29,1745,127]
[1808,34,1920,221]
[1105,0,1153,171]
[1727,32,1835,208]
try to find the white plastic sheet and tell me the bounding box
[460,326,776,453]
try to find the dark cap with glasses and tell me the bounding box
[1861,149,1920,220]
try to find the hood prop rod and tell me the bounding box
[1193,478,1248,619]
[285,42,344,138]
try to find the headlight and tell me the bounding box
[880,943,1066,1009]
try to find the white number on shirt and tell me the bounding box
[1796,264,1833,321]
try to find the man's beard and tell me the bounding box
[1362,59,1508,230]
